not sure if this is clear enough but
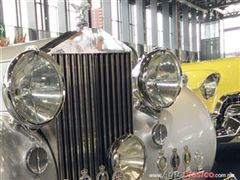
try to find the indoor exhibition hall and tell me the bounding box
[0,0,240,180]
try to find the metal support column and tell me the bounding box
[198,11,203,60]
[136,0,144,55]
[191,8,197,52]
[27,0,38,40]
[162,0,170,48]
[122,0,130,43]
[0,0,3,23]
[0,0,4,24]
[151,0,158,48]
[172,0,177,51]
[0,0,5,39]
[57,0,68,33]
[182,4,189,51]
[102,1,112,34]
[44,0,49,32]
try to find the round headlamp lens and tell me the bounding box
[3,50,65,127]
[139,50,182,110]
[200,73,220,99]
[109,134,145,179]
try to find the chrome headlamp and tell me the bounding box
[136,49,182,111]
[3,50,65,128]
[200,73,220,100]
[108,134,146,179]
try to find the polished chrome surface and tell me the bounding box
[96,165,109,180]
[170,148,180,171]
[213,94,240,142]
[26,147,49,174]
[225,104,240,117]
[0,113,57,180]
[109,134,146,180]
[194,151,204,172]
[213,94,230,117]
[182,74,189,86]
[224,173,237,180]
[0,61,9,112]
[157,150,167,174]
[133,87,216,179]
[53,53,133,179]
[112,167,125,180]
[217,103,240,139]
[3,50,65,128]
[79,169,92,180]
[132,49,182,113]
[50,27,131,54]
[70,3,90,31]
[47,2,130,54]
[138,49,182,110]
[183,145,191,172]
[200,73,220,100]
[152,122,168,146]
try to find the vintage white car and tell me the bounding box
[0,9,216,180]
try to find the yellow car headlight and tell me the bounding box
[200,73,220,100]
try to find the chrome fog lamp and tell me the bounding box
[3,50,65,128]
[26,147,49,174]
[109,134,146,179]
[200,73,220,100]
[138,49,182,110]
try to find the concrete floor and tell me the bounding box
[211,143,240,179]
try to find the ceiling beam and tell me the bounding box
[207,0,240,9]
[213,7,227,14]
[178,0,208,13]
[221,11,240,18]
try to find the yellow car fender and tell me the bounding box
[182,57,240,114]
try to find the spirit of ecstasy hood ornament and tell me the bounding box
[71,3,90,31]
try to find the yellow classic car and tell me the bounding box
[182,57,240,143]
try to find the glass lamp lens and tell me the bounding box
[141,51,182,109]
[4,51,65,126]
[110,134,145,179]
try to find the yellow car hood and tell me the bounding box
[182,57,240,113]
[182,57,240,90]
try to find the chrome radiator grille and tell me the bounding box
[52,53,133,180]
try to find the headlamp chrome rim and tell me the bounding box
[2,50,65,129]
[137,49,182,111]
[108,134,146,179]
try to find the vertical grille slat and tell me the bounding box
[125,53,133,133]
[62,55,72,179]
[105,54,113,147]
[70,54,80,178]
[77,56,87,170]
[121,54,129,132]
[68,55,78,179]
[110,54,118,139]
[82,55,91,172]
[98,54,108,159]
[54,52,132,180]
[116,54,123,135]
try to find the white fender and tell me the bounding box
[133,87,216,179]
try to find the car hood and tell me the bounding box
[182,57,240,89]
